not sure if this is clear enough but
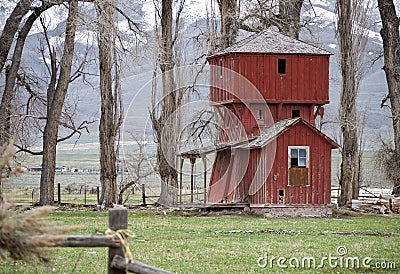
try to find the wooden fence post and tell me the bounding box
[108,208,128,274]
[97,186,100,204]
[58,183,61,204]
[142,184,146,206]
[84,185,87,205]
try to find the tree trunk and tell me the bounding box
[0,8,44,146]
[97,1,119,207]
[278,0,304,39]
[217,0,239,48]
[0,0,33,73]
[336,0,360,206]
[152,0,183,206]
[378,0,400,196]
[39,0,78,205]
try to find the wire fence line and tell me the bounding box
[2,182,393,207]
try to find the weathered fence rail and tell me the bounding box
[32,208,171,274]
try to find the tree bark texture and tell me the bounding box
[152,0,182,206]
[278,0,304,39]
[336,0,360,206]
[0,0,33,73]
[97,1,119,207]
[378,0,400,196]
[39,0,78,205]
[217,0,239,48]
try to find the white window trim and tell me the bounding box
[255,108,265,125]
[287,146,310,186]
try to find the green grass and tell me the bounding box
[0,210,399,273]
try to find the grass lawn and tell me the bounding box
[1,209,399,273]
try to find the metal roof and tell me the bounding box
[177,118,338,157]
[209,29,332,58]
[245,117,339,148]
[246,118,300,148]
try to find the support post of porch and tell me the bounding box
[179,157,184,205]
[202,156,207,204]
[190,158,196,204]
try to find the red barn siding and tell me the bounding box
[209,54,330,105]
[208,150,231,203]
[243,122,332,206]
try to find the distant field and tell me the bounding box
[0,209,398,273]
[2,150,393,207]
[11,150,392,191]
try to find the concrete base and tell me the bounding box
[250,204,332,218]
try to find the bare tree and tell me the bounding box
[95,0,124,208]
[377,0,400,196]
[335,0,371,206]
[150,0,186,206]
[118,134,155,204]
[39,0,79,205]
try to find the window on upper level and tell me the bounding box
[258,109,264,121]
[219,59,223,77]
[292,109,300,118]
[278,59,286,75]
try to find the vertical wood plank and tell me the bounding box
[108,208,128,274]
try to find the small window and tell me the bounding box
[292,109,300,118]
[290,148,307,168]
[278,59,286,75]
[258,109,264,121]
[219,59,223,76]
[288,146,309,186]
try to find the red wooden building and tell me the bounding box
[180,30,338,217]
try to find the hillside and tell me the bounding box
[0,0,393,153]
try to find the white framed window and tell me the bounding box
[289,146,309,168]
[288,146,310,186]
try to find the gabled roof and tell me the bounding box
[245,118,339,149]
[246,118,299,148]
[208,29,332,58]
[177,118,338,157]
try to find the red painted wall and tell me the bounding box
[207,122,333,205]
[248,122,333,205]
[209,53,330,105]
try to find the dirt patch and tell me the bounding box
[331,231,400,237]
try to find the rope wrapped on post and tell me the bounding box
[105,228,134,266]
[105,228,171,274]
